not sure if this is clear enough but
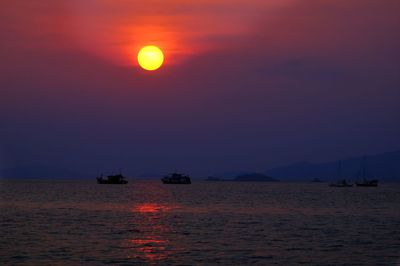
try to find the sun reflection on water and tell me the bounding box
[128,238,170,262]
[132,203,175,213]
[126,203,179,263]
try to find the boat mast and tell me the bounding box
[337,161,342,180]
[362,156,367,181]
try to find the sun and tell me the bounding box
[137,45,164,71]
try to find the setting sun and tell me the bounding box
[137,45,164,71]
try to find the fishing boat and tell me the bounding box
[96,173,128,184]
[355,156,378,187]
[161,172,191,184]
[330,179,353,187]
[356,179,378,187]
[329,161,353,187]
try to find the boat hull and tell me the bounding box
[161,173,191,184]
[356,183,378,187]
[329,184,353,187]
[329,180,353,187]
[356,180,378,187]
[161,179,191,184]
[96,176,128,184]
[97,180,128,184]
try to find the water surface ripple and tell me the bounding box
[1,180,400,265]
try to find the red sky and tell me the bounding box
[1,0,399,175]
[1,0,296,65]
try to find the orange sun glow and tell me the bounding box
[137,45,164,71]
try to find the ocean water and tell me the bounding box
[1,180,400,265]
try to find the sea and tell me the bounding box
[1,179,400,265]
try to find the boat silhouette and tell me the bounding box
[96,173,128,184]
[311,177,323,183]
[329,161,353,187]
[161,173,191,184]
[355,156,378,187]
[356,179,378,187]
[330,179,353,187]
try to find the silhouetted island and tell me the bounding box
[205,173,278,182]
[234,173,278,182]
[205,176,223,181]
[264,151,399,182]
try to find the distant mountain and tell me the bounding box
[264,151,400,182]
[0,165,90,179]
[235,173,278,182]
[205,176,224,181]
[213,170,253,179]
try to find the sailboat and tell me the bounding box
[356,156,378,187]
[329,161,353,187]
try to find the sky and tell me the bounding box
[1,0,399,176]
